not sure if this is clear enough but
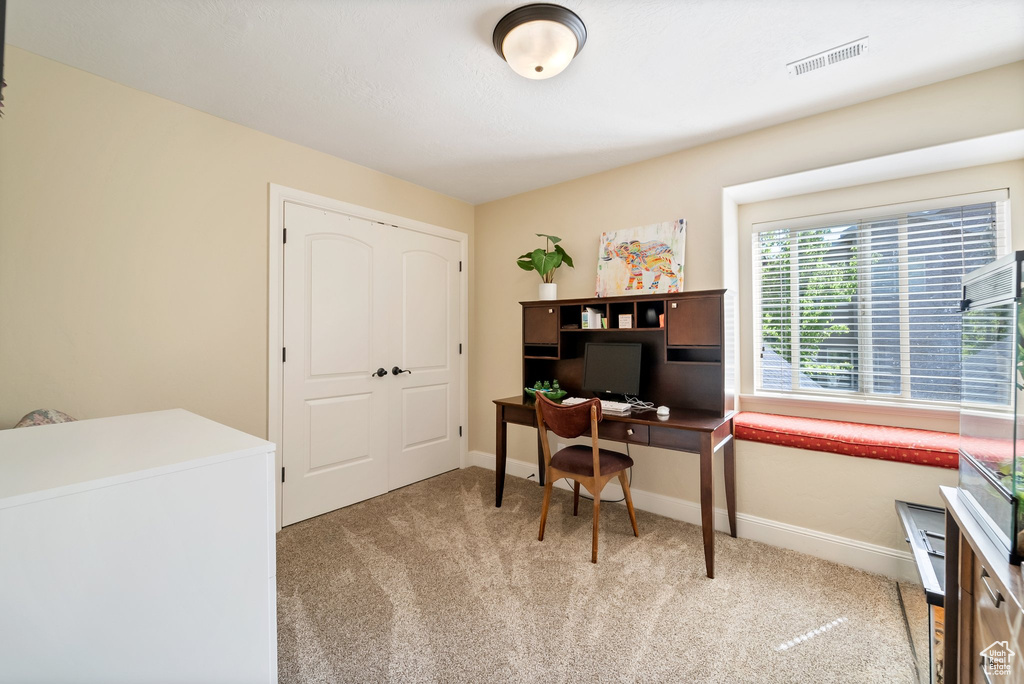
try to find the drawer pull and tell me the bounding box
[548,308,553,314]
[671,302,677,309]
[980,567,1004,608]
[626,428,634,436]
[980,656,995,684]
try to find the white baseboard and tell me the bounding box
[467,450,917,583]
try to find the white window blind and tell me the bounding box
[753,191,1009,406]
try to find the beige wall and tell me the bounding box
[735,441,957,551]
[0,47,474,435]
[472,61,1024,549]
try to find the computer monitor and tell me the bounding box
[582,343,642,396]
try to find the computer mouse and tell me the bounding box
[657,406,670,416]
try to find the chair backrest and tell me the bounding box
[535,394,601,439]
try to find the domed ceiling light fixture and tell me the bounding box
[492,4,587,80]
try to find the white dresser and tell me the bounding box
[0,409,277,683]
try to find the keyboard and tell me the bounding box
[562,397,632,414]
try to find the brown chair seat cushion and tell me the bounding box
[550,445,633,477]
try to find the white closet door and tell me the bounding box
[388,227,461,489]
[281,202,389,525]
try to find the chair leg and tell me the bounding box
[619,471,639,537]
[573,481,580,516]
[538,473,553,542]
[591,496,600,563]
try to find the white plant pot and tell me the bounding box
[538,282,557,300]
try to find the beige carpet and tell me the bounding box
[277,467,916,683]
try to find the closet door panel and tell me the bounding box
[388,228,462,490]
[281,203,389,525]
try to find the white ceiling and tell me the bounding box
[7,0,1024,204]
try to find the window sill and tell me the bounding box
[739,392,960,432]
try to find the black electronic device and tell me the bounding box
[581,342,642,396]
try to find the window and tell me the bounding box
[753,190,1009,407]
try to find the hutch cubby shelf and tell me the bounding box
[521,289,735,415]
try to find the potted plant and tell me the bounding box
[517,233,574,300]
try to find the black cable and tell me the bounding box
[563,442,632,504]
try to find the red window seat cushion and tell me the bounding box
[733,412,958,469]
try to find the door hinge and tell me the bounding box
[459,426,463,437]
[281,467,286,482]
[282,347,287,362]
[283,228,287,244]
[459,260,462,272]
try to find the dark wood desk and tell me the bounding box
[494,396,736,578]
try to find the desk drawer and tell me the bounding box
[973,559,1022,646]
[649,427,701,452]
[503,404,536,426]
[587,422,649,445]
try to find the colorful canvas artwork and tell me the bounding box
[595,219,686,296]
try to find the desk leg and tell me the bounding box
[495,406,507,508]
[700,432,715,579]
[724,434,736,538]
[536,430,546,486]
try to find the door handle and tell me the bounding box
[371,368,388,378]
[980,656,995,684]
[392,366,412,375]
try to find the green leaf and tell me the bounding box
[532,249,560,276]
[554,244,574,268]
[516,251,537,271]
[541,252,560,275]
[536,233,561,244]
[529,248,547,274]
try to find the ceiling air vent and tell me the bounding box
[787,37,869,76]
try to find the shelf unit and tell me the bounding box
[521,290,735,415]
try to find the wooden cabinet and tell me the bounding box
[971,557,1024,682]
[524,305,559,345]
[666,295,722,347]
[942,486,1024,683]
[0,410,278,683]
[520,290,734,415]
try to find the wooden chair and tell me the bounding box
[535,394,639,563]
